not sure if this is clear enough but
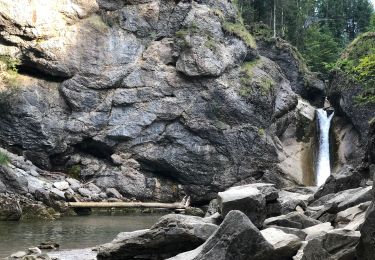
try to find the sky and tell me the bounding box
[372,0,375,8]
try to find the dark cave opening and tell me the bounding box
[73,138,114,160]
[17,65,68,82]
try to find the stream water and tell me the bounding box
[0,212,163,258]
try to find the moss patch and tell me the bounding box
[223,21,256,49]
[238,59,259,97]
[238,86,252,97]
[258,77,275,95]
[239,59,258,85]
[258,128,265,137]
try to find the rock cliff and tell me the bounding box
[0,0,329,204]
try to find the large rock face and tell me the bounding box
[0,0,324,202]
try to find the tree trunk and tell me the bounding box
[273,0,277,38]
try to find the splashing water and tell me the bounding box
[316,108,334,186]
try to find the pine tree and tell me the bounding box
[301,25,341,75]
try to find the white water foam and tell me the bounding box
[316,109,334,186]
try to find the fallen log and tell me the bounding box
[68,196,191,209]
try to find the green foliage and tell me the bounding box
[248,23,273,38]
[258,128,265,137]
[0,55,20,72]
[332,33,375,104]
[0,55,21,89]
[367,12,375,31]
[68,165,81,179]
[353,53,375,104]
[301,25,341,76]
[0,151,10,166]
[223,21,256,48]
[341,32,375,64]
[232,0,373,77]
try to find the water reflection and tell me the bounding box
[0,212,163,258]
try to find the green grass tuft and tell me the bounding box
[258,128,265,137]
[68,165,81,179]
[0,151,10,166]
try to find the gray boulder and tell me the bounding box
[49,188,66,201]
[295,229,360,260]
[205,199,219,217]
[261,227,302,259]
[218,183,279,228]
[307,186,372,221]
[66,178,81,191]
[97,214,218,260]
[78,188,92,198]
[264,212,321,229]
[278,190,310,214]
[302,222,333,240]
[168,210,273,260]
[335,201,370,231]
[106,188,122,199]
[53,181,69,191]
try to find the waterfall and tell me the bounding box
[316,108,334,186]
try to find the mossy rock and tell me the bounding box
[222,21,256,49]
[333,32,375,104]
[341,32,375,66]
[21,203,56,220]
